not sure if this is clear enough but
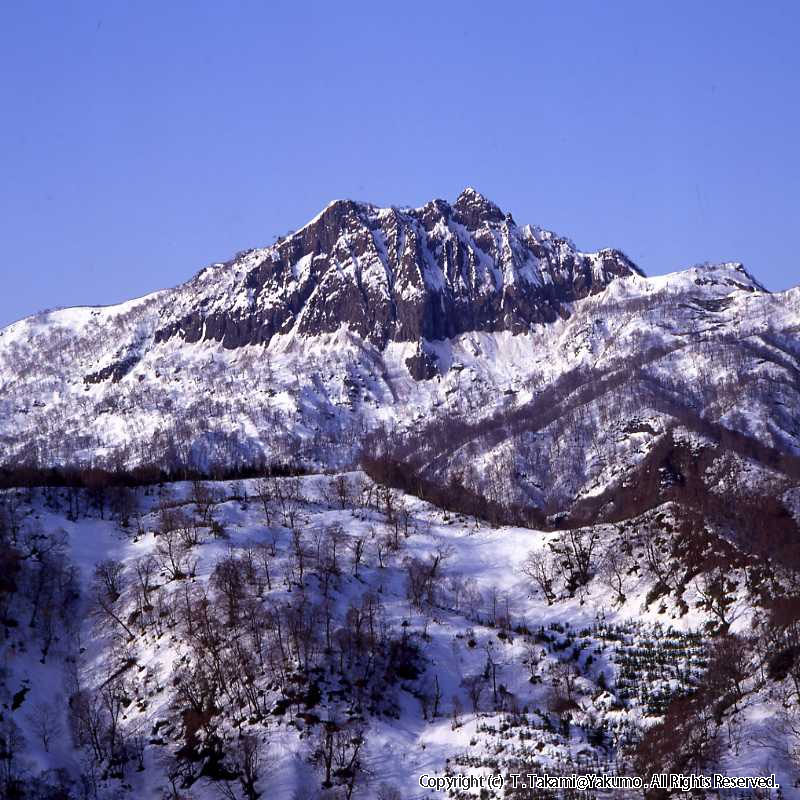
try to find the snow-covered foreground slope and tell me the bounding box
[2,474,798,798]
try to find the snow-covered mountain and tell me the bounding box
[3,191,800,798]
[1,189,799,534]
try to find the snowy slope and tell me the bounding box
[1,193,798,525]
[3,191,800,800]
[2,475,798,799]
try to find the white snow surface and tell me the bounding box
[2,476,797,798]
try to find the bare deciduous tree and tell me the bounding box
[462,674,485,714]
[522,549,557,604]
[598,544,629,605]
[27,699,62,752]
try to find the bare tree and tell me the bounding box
[462,674,485,714]
[349,535,366,577]
[332,721,366,799]
[641,526,679,592]
[134,554,158,596]
[374,531,392,568]
[330,474,352,510]
[432,673,442,718]
[451,695,463,729]
[254,474,275,524]
[552,528,599,589]
[548,659,579,713]
[704,634,749,706]
[94,559,125,602]
[0,716,26,797]
[27,699,62,752]
[92,569,135,642]
[191,480,219,524]
[695,566,740,631]
[522,549,557,604]
[221,733,263,800]
[155,526,194,581]
[253,541,273,591]
[211,555,246,626]
[598,544,629,605]
[323,523,347,576]
[109,485,137,529]
[276,476,305,529]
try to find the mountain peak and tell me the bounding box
[146,192,643,379]
[456,185,490,203]
[661,261,768,295]
[453,186,506,227]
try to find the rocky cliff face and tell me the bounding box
[153,188,642,377]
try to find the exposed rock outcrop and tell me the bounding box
[153,188,642,376]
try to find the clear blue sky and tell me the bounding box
[1,1,798,327]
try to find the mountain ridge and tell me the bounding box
[0,190,796,535]
[4,188,773,349]
[147,188,644,378]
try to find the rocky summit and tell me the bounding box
[152,188,641,377]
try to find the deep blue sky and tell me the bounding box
[1,2,798,327]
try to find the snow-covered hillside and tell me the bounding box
[2,474,798,799]
[2,191,800,799]
[0,188,637,467]
[1,191,799,535]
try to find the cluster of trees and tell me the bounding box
[5,453,800,798]
[0,462,305,494]
[0,495,81,661]
[153,547,419,795]
[515,510,800,786]
[629,632,753,793]
[519,507,762,634]
[521,527,603,603]
[68,473,431,798]
[354,316,800,567]
[0,493,83,799]
[1,303,401,479]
